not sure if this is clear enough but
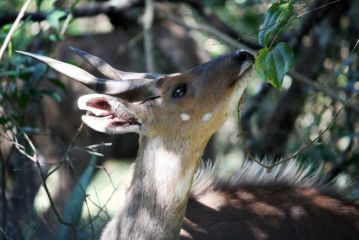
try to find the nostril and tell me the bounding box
[234,50,254,62]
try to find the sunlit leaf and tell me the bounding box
[255,42,294,88]
[254,47,269,81]
[47,10,66,30]
[48,33,60,42]
[258,0,295,47]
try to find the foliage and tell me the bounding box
[255,0,295,88]
[0,24,62,132]
[255,42,294,87]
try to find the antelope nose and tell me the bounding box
[234,50,254,62]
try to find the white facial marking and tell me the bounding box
[202,112,212,122]
[180,113,191,121]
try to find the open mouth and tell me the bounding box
[78,95,140,129]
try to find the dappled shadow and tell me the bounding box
[182,185,359,240]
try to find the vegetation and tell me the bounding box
[0,0,358,239]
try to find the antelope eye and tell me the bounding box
[172,84,188,98]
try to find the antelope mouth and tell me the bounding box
[78,95,141,130]
[83,113,140,129]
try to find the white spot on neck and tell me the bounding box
[180,113,191,121]
[202,112,212,122]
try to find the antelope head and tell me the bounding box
[18,48,254,144]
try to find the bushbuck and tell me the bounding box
[4,20,212,232]
[19,48,359,240]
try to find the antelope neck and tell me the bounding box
[113,135,206,240]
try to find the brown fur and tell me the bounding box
[181,160,359,239]
[183,184,359,240]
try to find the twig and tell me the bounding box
[297,0,340,17]
[351,38,359,53]
[166,0,261,50]
[60,13,73,37]
[79,182,120,231]
[289,71,359,114]
[0,1,143,27]
[71,142,113,157]
[57,119,86,177]
[0,227,9,240]
[0,0,260,51]
[0,0,32,60]
[118,31,144,54]
[249,93,359,171]
[158,11,242,51]
[83,195,95,240]
[60,0,80,37]
[239,83,271,156]
[8,118,73,226]
[10,119,38,162]
[35,159,72,227]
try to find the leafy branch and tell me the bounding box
[255,0,296,88]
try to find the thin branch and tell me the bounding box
[249,93,359,171]
[10,119,38,163]
[71,142,113,157]
[239,83,271,155]
[0,1,142,27]
[158,11,242,51]
[63,121,85,161]
[289,71,359,114]
[297,0,340,17]
[60,13,73,37]
[8,118,73,226]
[164,0,261,50]
[35,158,72,226]
[0,227,9,240]
[352,38,359,53]
[0,0,32,60]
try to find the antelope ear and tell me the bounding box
[78,94,144,134]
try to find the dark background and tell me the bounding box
[0,0,358,239]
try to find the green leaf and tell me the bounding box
[258,1,295,47]
[255,42,294,88]
[48,33,61,42]
[47,10,66,30]
[254,48,270,81]
[1,24,11,33]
